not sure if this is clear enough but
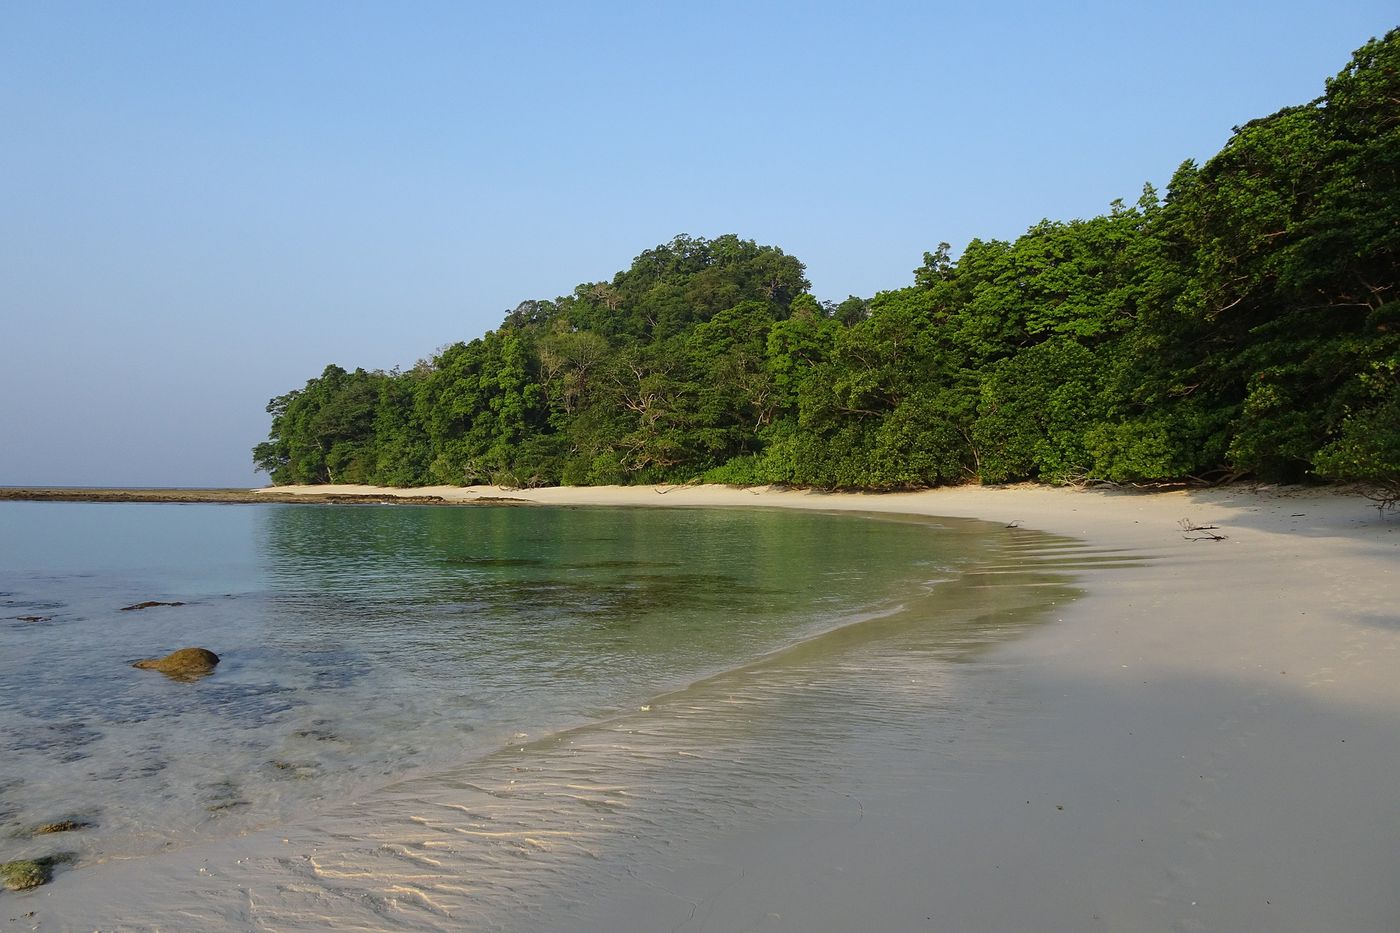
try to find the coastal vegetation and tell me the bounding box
[255,32,1398,496]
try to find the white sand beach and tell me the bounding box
[16,483,1399,932]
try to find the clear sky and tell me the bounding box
[2,1,1395,487]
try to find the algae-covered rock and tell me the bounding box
[132,647,220,679]
[0,859,46,891]
[1,853,73,891]
[32,819,91,836]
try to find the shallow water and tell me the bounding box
[0,500,1037,870]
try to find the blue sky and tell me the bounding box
[2,2,1395,486]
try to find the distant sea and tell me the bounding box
[0,500,1078,873]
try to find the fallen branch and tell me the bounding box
[1179,517,1227,541]
[1357,483,1399,518]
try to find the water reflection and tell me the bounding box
[1,502,1019,868]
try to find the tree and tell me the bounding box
[254,32,1400,493]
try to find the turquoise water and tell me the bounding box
[0,500,1008,866]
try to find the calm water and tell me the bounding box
[0,500,1013,866]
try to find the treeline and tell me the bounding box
[255,32,1399,495]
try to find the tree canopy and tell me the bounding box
[256,32,1400,498]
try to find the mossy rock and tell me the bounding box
[32,819,92,836]
[132,647,220,680]
[1,853,74,891]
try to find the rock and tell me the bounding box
[1,854,73,891]
[0,859,46,891]
[120,601,186,611]
[132,647,220,679]
[31,819,91,836]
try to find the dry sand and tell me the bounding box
[13,483,1399,932]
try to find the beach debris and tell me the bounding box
[1178,518,1227,541]
[1,853,73,891]
[132,647,220,679]
[120,601,186,611]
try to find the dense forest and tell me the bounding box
[255,31,1399,501]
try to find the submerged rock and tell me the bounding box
[31,819,92,836]
[132,647,220,679]
[120,601,186,611]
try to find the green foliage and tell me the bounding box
[255,31,1400,493]
[974,339,1107,483]
[1120,30,1400,482]
[1314,355,1400,505]
[703,454,770,487]
[1084,406,1227,483]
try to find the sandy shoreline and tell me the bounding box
[13,483,1399,931]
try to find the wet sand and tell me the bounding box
[13,483,1399,932]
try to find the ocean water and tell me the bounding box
[0,499,1071,874]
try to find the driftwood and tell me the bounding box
[1357,483,1400,518]
[1179,518,1227,541]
